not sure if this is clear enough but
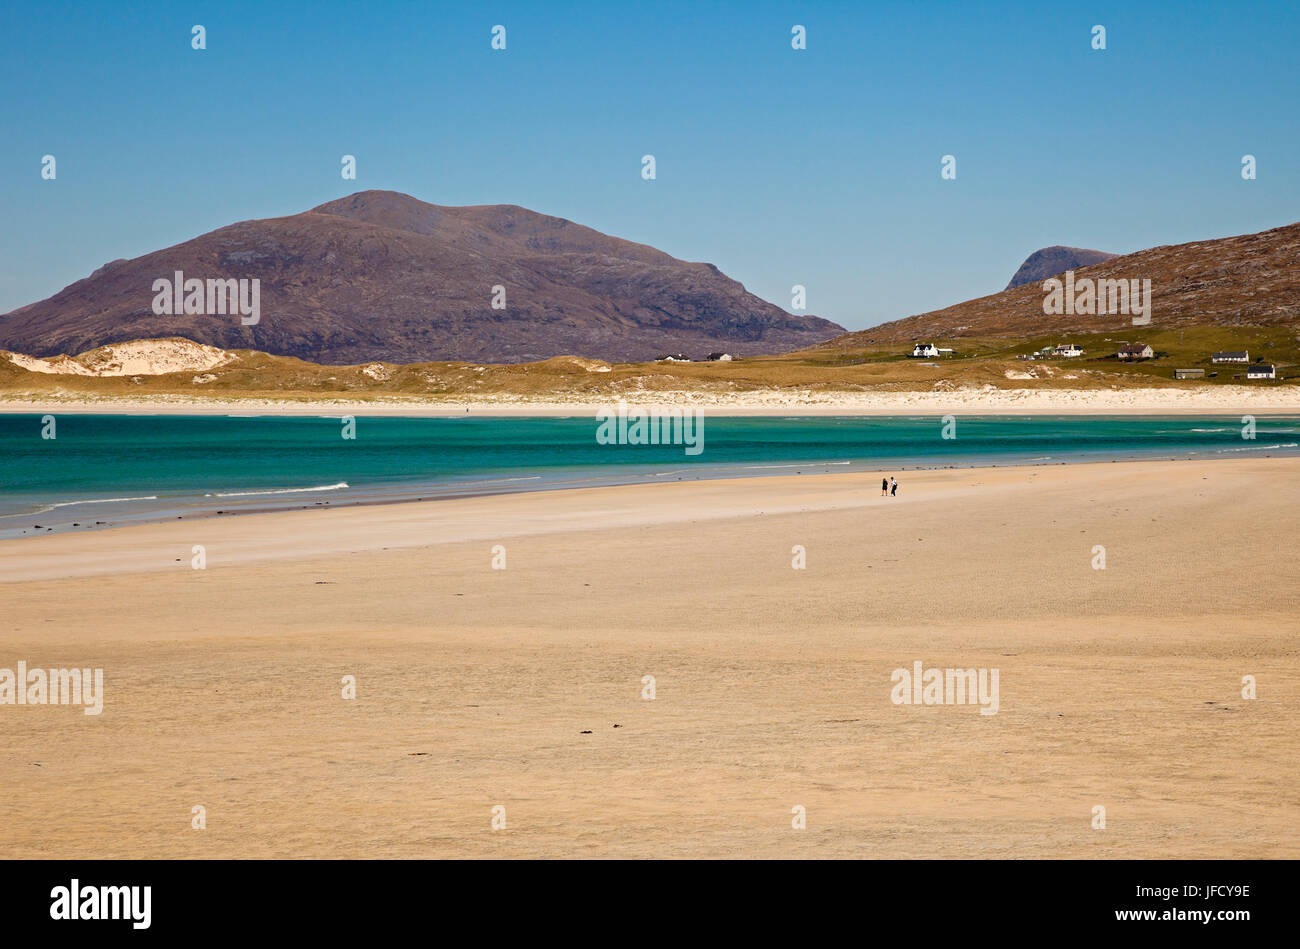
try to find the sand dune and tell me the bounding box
[3,338,235,377]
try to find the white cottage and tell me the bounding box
[1118,343,1154,361]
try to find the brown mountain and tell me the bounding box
[824,221,1300,346]
[0,190,842,364]
[1005,245,1117,289]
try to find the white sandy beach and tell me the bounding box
[2,385,1300,417]
[2,458,1297,858]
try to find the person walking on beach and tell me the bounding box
[881,476,889,497]
[890,477,898,497]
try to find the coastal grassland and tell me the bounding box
[802,326,1300,385]
[2,326,1297,406]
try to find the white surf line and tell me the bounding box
[1215,442,1299,452]
[438,476,543,488]
[743,461,853,469]
[205,482,350,498]
[0,495,161,519]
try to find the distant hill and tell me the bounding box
[820,221,1300,346]
[1006,246,1117,289]
[0,190,843,364]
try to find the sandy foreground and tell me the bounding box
[1,458,1298,858]
[2,385,1300,417]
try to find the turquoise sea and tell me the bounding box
[1,413,1297,538]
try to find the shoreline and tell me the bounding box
[3,387,1300,417]
[4,454,1298,580]
[6,448,1300,543]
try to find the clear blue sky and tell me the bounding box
[2,0,1297,330]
